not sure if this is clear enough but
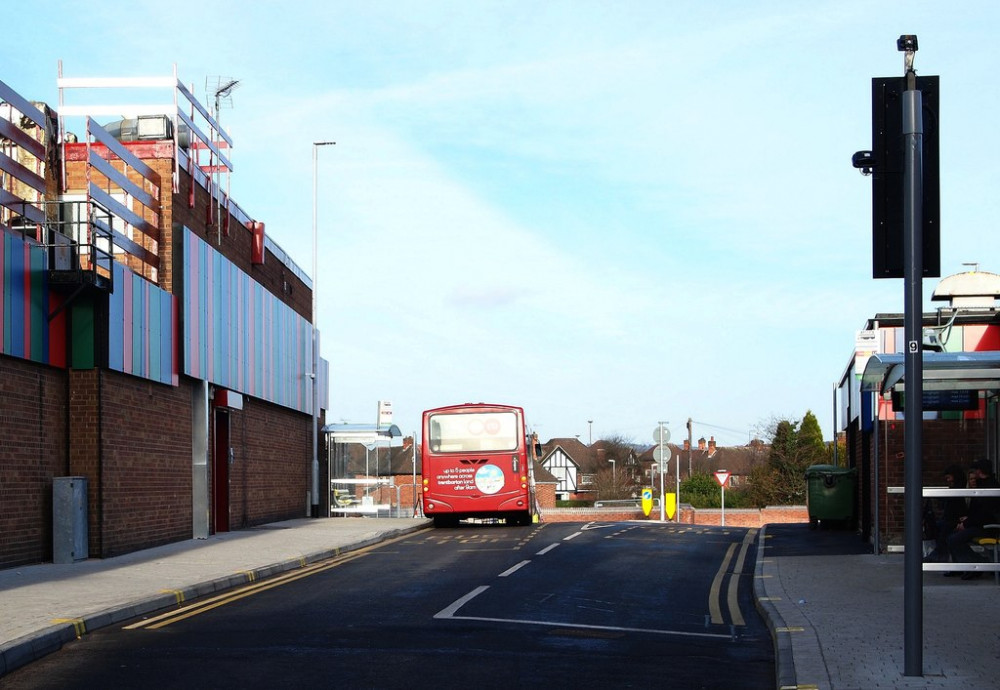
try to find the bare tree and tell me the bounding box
[594,434,642,499]
[591,465,636,501]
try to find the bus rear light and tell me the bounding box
[427,502,435,509]
[516,500,524,506]
[520,476,526,482]
[423,486,429,492]
[521,483,527,489]
[422,478,429,485]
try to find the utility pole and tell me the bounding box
[687,418,693,477]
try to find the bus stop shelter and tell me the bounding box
[323,423,403,516]
[860,351,1000,554]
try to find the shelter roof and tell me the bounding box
[860,351,1000,394]
[323,423,402,443]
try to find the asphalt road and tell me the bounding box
[764,521,873,558]
[4,522,774,689]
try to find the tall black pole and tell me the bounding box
[900,39,924,677]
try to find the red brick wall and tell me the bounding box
[679,506,809,527]
[535,482,557,509]
[60,371,313,558]
[869,417,987,547]
[387,475,422,516]
[539,505,809,526]
[226,396,312,529]
[68,369,99,550]
[100,371,193,557]
[0,356,69,568]
[67,369,194,558]
[541,508,646,523]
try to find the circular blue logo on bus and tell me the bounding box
[475,464,505,495]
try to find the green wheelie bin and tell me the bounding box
[804,464,857,530]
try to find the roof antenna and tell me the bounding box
[204,77,240,242]
[207,77,241,118]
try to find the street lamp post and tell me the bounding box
[588,420,593,446]
[609,459,616,488]
[311,141,336,518]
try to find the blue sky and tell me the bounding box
[8,2,1000,446]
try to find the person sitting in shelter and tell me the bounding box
[924,464,966,563]
[946,459,1000,580]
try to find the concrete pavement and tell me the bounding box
[757,523,1000,689]
[0,517,430,677]
[1,518,998,688]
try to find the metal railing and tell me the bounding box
[887,485,1000,573]
[331,479,414,518]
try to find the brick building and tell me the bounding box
[1,71,327,568]
[838,270,1000,550]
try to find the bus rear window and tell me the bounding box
[428,411,519,453]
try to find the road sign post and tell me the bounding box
[714,470,731,527]
[654,424,671,522]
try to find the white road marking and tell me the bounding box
[498,560,532,577]
[434,585,490,619]
[435,525,752,642]
[438,612,731,640]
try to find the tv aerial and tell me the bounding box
[206,76,241,117]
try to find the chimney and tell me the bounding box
[402,436,413,450]
[698,437,706,451]
[683,439,691,451]
[708,436,717,454]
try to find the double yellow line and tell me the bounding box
[124,540,394,631]
[708,529,757,627]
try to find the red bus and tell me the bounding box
[421,403,537,527]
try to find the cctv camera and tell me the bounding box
[852,150,875,176]
[897,35,918,53]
